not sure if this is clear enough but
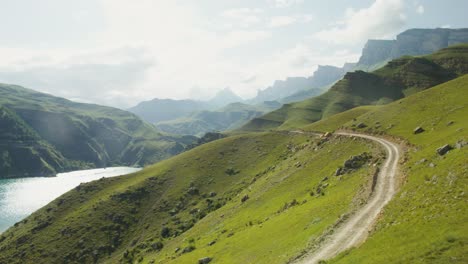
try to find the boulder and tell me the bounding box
[413,127,425,134]
[241,195,249,203]
[436,144,453,156]
[455,140,466,149]
[199,257,212,264]
[357,122,367,128]
[335,167,343,176]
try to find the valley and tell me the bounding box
[0,13,466,264]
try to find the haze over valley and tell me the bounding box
[0,1,467,264]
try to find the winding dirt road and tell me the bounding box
[295,132,400,264]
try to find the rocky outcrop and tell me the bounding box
[436,144,453,156]
[357,28,468,69]
[358,40,395,67]
[309,65,353,88]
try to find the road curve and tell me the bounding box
[295,132,400,264]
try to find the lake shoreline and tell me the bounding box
[0,167,141,233]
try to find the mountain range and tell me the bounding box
[130,28,468,137]
[242,44,468,131]
[1,41,466,263]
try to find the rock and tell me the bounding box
[182,246,195,253]
[429,163,436,168]
[447,121,455,126]
[416,158,427,165]
[187,187,199,195]
[209,191,217,197]
[436,144,453,156]
[357,122,367,128]
[455,140,466,149]
[241,195,249,203]
[160,227,171,238]
[413,127,425,134]
[199,257,212,264]
[323,132,332,138]
[208,240,216,246]
[335,167,343,176]
[343,153,371,169]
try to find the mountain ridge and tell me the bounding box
[0,84,196,178]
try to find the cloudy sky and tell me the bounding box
[0,0,467,107]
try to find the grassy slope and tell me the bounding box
[0,106,67,177]
[0,130,382,264]
[304,75,468,263]
[242,44,468,131]
[0,84,195,177]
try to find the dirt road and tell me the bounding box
[295,132,400,264]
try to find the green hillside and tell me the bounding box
[1,34,467,264]
[242,44,468,131]
[0,106,67,177]
[0,84,196,178]
[1,74,465,263]
[0,128,383,263]
[156,102,280,136]
[303,75,468,263]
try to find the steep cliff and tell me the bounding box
[357,28,468,70]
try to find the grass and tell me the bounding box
[302,75,468,263]
[0,130,382,264]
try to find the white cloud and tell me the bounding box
[0,0,361,107]
[221,8,263,28]
[269,16,297,28]
[315,0,406,44]
[271,0,304,8]
[416,5,425,14]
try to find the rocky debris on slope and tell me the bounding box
[436,144,453,155]
[413,127,425,134]
[335,152,372,176]
[199,257,212,264]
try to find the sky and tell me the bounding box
[0,0,467,108]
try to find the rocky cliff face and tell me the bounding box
[251,63,356,103]
[357,40,395,67]
[357,28,468,69]
[308,64,352,88]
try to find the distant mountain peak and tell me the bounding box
[208,87,243,107]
